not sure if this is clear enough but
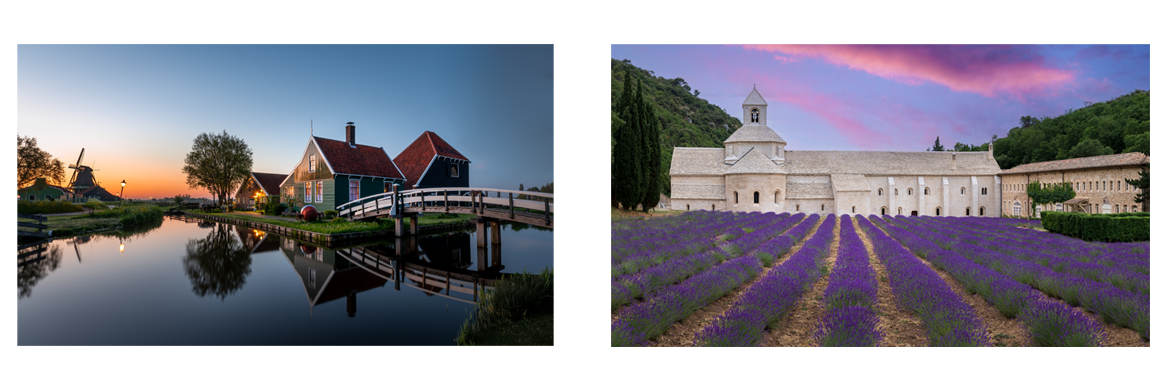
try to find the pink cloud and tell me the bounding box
[743,45,1076,98]
[732,74,889,149]
[773,55,799,64]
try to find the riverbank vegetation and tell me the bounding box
[456,268,554,345]
[186,211,476,235]
[18,204,165,238]
[17,200,84,214]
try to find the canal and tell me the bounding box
[17,216,554,345]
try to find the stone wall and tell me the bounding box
[725,173,786,213]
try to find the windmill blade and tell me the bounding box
[67,148,84,188]
[76,148,84,168]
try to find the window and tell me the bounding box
[734,191,739,204]
[753,191,759,204]
[751,108,759,123]
[1013,202,1021,216]
[27,194,34,201]
[981,187,987,196]
[308,268,316,289]
[686,204,690,211]
[878,188,883,196]
[852,206,856,213]
[350,180,359,201]
[908,188,914,196]
[711,204,715,211]
[309,154,316,172]
[821,204,825,211]
[935,207,941,216]
[304,183,311,203]
[384,182,391,193]
[774,191,779,203]
[894,188,899,196]
[881,207,886,215]
[898,207,902,215]
[961,187,966,195]
[796,204,800,211]
[965,207,970,216]
[979,206,985,216]
[924,187,930,195]
[450,164,460,178]
[315,180,323,203]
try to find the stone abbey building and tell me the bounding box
[670,87,1150,217]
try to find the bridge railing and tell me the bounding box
[335,187,554,221]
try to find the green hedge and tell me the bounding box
[17,200,84,214]
[1041,211,1149,242]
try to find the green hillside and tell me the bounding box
[993,90,1150,169]
[611,58,743,196]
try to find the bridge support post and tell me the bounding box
[410,215,418,235]
[491,240,502,270]
[477,245,488,271]
[491,220,500,245]
[476,217,487,247]
[395,217,404,237]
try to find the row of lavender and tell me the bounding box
[813,215,882,346]
[873,216,1107,346]
[612,214,822,346]
[612,212,771,277]
[611,213,804,311]
[889,216,1148,341]
[692,215,836,346]
[956,217,1149,284]
[856,216,991,346]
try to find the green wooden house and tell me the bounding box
[279,122,406,211]
[18,178,73,201]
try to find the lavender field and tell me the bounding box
[611,211,1150,347]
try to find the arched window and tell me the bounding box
[711,204,715,211]
[753,191,759,204]
[881,207,887,215]
[878,188,883,196]
[898,207,902,215]
[935,207,941,216]
[751,108,759,123]
[796,204,800,211]
[852,206,856,213]
[965,207,971,216]
[1013,201,1021,216]
[961,187,966,195]
[908,188,914,196]
[774,191,779,203]
[979,206,985,216]
[686,204,690,211]
[894,188,899,196]
[821,204,825,211]
[734,191,739,204]
[924,187,930,195]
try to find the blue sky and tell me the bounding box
[19,45,553,198]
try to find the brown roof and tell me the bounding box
[251,172,287,196]
[1000,152,1149,175]
[393,131,470,186]
[313,136,405,179]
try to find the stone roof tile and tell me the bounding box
[784,150,1001,176]
[1000,152,1149,174]
[831,174,871,192]
[670,148,727,175]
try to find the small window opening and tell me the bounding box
[753,191,759,204]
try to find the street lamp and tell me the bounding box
[120,180,126,207]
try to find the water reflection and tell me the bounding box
[182,223,252,300]
[17,243,62,299]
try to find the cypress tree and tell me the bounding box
[640,86,662,212]
[613,70,644,210]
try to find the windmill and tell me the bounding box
[65,148,117,202]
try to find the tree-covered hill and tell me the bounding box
[611,58,743,196]
[992,90,1149,169]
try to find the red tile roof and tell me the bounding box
[313,136,405,179]
[1000,152,1149,175]
[393,131,470,187]
[251,172,287,196]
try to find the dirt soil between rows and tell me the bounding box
[760,218,840,347]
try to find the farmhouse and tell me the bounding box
[234,172,287,210]
[279,122,407,211]
[671,87,1003,217]
[18,178,73,201]
[393,131,471,190]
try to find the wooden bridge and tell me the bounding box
[337,187,553,244]
[333,237,506,305]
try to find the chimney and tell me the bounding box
[345,122,356,146]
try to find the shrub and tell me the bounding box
[322,210,339,219]
[264,202,287,216]
[1042,211,1149,242]
[83,199,107,209]
[17,199,84,214]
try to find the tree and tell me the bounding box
[182,223,252,300]
[17,135,65,188]
[1026,181,1075,212]
[930,136,945,151]
[181,130,253,206]
[613,70,645,210]
[693,90,700,97]
[640,82,662,212]
[1125,166,1149,212]
[1067,138,1113,159]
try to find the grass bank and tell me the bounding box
[453,267,608,346]
[17,205,165,238]
[611,206,684,223]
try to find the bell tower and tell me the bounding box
[742,85,767,126]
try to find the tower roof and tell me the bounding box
[743,85,767,106]
[725,124,786,144]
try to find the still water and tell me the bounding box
[17,216,553,345]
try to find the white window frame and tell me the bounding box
[350,179,359,201]
[309,154,316,172]
[304,182,311,203]
[315,180,323,203]
[450,164,460,178]
[28,194,35,201]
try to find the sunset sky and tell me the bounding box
[611,45,1149,151]
[18,45,553,199]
